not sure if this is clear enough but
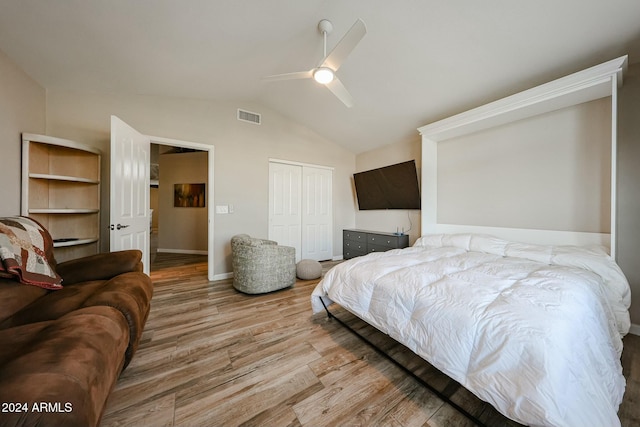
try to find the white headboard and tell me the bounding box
[418,56,627,257]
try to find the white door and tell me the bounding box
[302,167,333,261]
[269,162,302,258]
[269,161,333,262]
[110,116,151,275]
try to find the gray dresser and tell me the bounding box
[343,229,409,260]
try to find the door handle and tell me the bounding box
[116,224,130,230]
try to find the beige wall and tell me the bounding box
[355,138,422,244]
[0,48,46,216]
[44,90,356,276]
[437,98,612,233]
[158,151,208,252]
[618,62,640,327]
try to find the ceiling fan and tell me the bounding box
[263,18,367,108]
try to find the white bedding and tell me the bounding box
[311,234,631,427]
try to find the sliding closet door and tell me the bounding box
[268,162,302,257]
[302,166,332,261]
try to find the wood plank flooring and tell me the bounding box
[101,254,640,426]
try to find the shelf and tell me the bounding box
[22,133,101,155]
[28,208,99,214]
[22,134,102,263]
[29,173,99,184]
[53,238,99,248]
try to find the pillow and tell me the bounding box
[504,242,553,264]
[414,233,472,250]
[0,217,62,290]
[469,234,508,256]
[413,234,443,248]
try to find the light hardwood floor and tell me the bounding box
[101,254,640,427]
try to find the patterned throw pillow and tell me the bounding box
[0,217,62,290]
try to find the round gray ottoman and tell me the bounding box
[296,259,322,280]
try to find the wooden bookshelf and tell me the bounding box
[22,133,101,262]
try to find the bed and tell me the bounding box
[311,56,630,426]
[311,233,631,427]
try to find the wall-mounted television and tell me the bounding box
[353,160,421,210]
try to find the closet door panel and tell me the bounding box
[268,162,302,258]
[302,166,332,261]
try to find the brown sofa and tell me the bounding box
[0,217,153,427]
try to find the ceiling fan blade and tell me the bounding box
[263,70,313,82]
[326,77,355,108]
[320,18,367,72]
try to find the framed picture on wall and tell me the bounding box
[174,183,206,208]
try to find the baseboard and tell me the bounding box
[213,272,233,281]
[332,255,344,261]
[629,323,640,336]
[157,248,208,255]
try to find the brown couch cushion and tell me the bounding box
[0,217,61,289]
[0,271,152,366]
[0,305,129,427]
[0,280,48,325]
[0,280,105,329]
[82,271,153,367]
[56,249,143,285]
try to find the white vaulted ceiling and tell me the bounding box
[1,0,639,153]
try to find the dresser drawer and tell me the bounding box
[368,243,397,254]
[367,234,400,249]
[344,230,367,242]
[344,248,367,259]
[344,240,366,252]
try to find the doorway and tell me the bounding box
[149,136,215,281]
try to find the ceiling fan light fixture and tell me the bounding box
[313,67,334,84]
[263,18,366,107]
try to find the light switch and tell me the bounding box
[215,205,229,214]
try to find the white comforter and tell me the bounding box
[311,234,631,427]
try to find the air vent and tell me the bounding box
[237,109,261,125]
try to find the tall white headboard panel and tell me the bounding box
[418,56,627,258]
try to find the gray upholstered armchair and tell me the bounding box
[230,234,296,294]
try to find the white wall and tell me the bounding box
[0,48,45,216]
[44,90,356,275]
[355,138,422,244]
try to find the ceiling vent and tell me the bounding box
[237,109,261,125]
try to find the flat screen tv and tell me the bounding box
[353,160,421,210]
